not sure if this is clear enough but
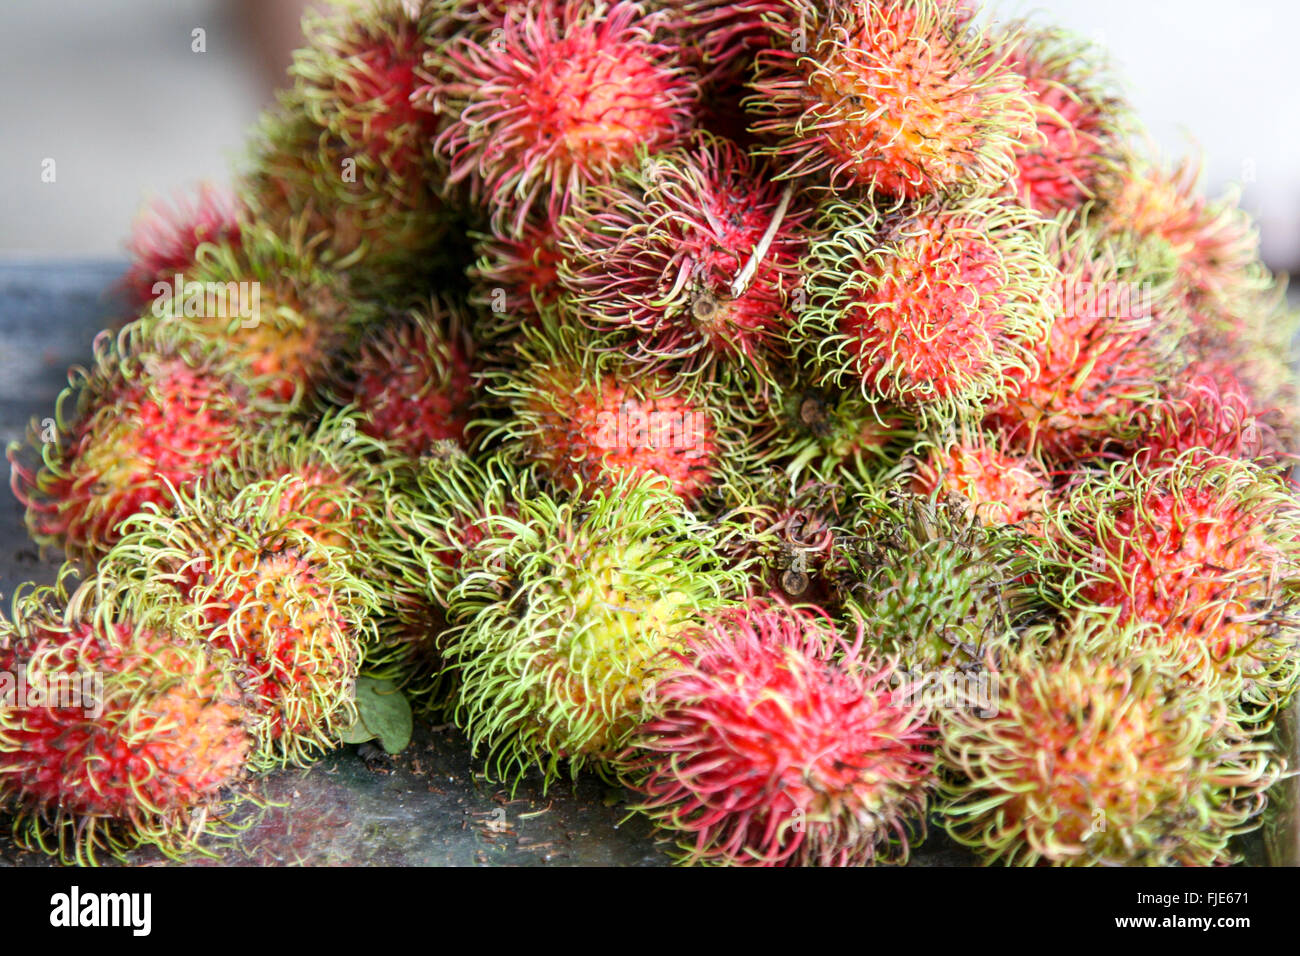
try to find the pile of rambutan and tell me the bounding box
[4,0,1298,866]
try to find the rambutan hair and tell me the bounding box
[910,432,1050,532]
[840,488,1052,673]
[556,132,811,382]
[984,212,1187,460]
[796,195,1054,423]
[0,568,252,864]
[623,597,934,866]
[429,0,699,234]
[747,0,1039,200]
[938,625,1283,866]
[479,316,751,504]
[999,23,1128,216]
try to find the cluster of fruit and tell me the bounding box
[2,0,1296,866]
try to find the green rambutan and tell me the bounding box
[840,489,1051,673]
[428,0,698,234]
[327,294,478,458]
[7,320,275,566]
[796,196,1054,422]
[938,624,1284,866]
[555,132,811,381]
[157,226,369,405]
[753,383,915,491]
[747,0,1039,200]
[481,317,749,504]
[243,0,446,279]
[366,449,526,713]
[443,474,749,786]
[103,480,380,768]
[622,598,934,866]
[1051,454,1300,715]
[0,569,252,864]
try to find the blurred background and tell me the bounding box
[1,0,1299,269]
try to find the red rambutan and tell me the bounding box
[121,183,243,311]
[797,196,1053,421]
[0,571,251,863]
[623,598,934,866]
[429,0,698,233]
[747,0,1038,199]
[911,434,1050,531]
[557,132,811,380]
[6,321,273,565]
[330,294,477,458]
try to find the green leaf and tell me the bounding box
[341,677,413,754]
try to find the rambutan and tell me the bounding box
[1000,25,1127,216]
[0,570,252,864]
[938,628,1283,866]
[104,480,380,767]
[747,0,1039,199]
[429,0,698,234]
[911,433,1050,532]
[622,598,933,866]
[556,132,811,380]
[443,474,749,786]
[328,294,477,458]
[121,182,243,311]
[467,211,566,344]
[1103,154,1270,318]
[7,320,274,565]
[650,0,784,88]
[157,227,367,405]
[243,0,446,280]
[1132,368,1280,468]
[797,196,1053,422]
[841,489,1051,673]
[367,449,527,713]
[984,214,1185,460]
[481,318,746,504]
[1052,453,1300,714]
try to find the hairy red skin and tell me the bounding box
[432,0,697,231]
[522,367,719,502]
[913,440,1049,531]
[749,0,1031,198]
[315,16,437,177]
[561,135,809,372]
[471,213,566,323]
[985,251,1168,460]
[122,184,242,310]
[1135,368,1278,467]
[8,357,250,562]
[1077,481,1285,662]
[627,600,933,866]
[349,317,476,457]
[1006,44,1116,215]
[0,622,248,820]
[845,214,1011,401]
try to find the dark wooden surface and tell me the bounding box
[0,261,1289,867]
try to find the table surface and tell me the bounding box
[0,260,1291,867]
